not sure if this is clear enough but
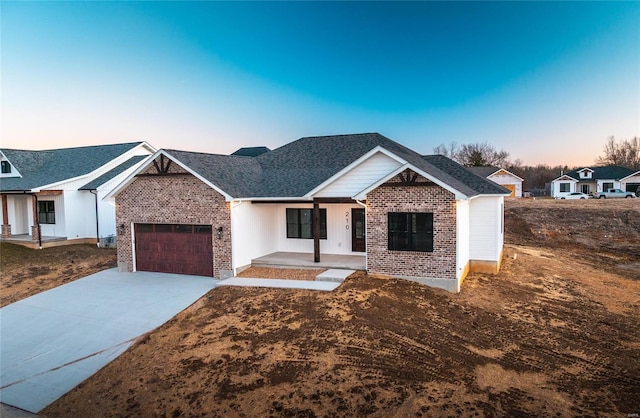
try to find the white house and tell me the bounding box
[0,142,155,248]
[107,133,511,293]
[551,165,636,198]
[467,167,524,197]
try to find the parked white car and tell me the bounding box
[557,192,590,200]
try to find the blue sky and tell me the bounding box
[1,1,638,166]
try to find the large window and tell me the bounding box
[286,208,327,239]
[559,183,570,193]
[388,212,433,252]
[38,201,55,224]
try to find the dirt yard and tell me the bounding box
[12,199,640,417]
[0,243,117,308]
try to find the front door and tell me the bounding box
[352,208,366,252]
[581,184,590,194]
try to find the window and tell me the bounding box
[286,208,327,239]
[602,182,614,192]
[388,212,433,252]
[1,161,10,174]
[38,201,55,224]
[559,183,570,193]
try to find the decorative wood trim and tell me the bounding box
[36,190,63,196]
[151,154,173,175]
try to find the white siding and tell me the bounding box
[231,202,279,271]
[622,173,640,194]
[231,202,364,272]
[456,199,470,282]
[314,152,402,197]
[6,195,31,235]
[96,159,150,238]
[551,179,577,198]
[39,194,66,237]
[596,180,621,192]
[469,196,503,262]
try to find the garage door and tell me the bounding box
[626,183,640,196]
[134,224,213,277]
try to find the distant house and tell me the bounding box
[550,165,637,198]
[0,142,155,247]
[467,167,523,197]
[107,133,511,293]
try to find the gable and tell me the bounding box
[487,169,523,182]
[312,150,403,198]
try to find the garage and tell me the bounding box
[134,224,213,277]
[625,183,640,196]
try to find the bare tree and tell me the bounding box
[596,136,640,170]
[457,142,510,167]
[433,142,461,162]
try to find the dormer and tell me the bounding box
[0,151,21,178]
[577,168,594,180]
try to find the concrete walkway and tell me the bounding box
[0,269,215,413]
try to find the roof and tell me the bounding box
[565,165,635,181]
[467,166,500,178]
[79,155,148,190]
[1,142,144,192]
[150,133,510,199]
[231,146,271,157]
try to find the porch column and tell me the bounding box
[31,195,40,241]
[1,194,10,238]
[313,200,320,263]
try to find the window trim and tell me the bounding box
[387,212,434,252]
[559,183,571,193]
[286,208,327,240]
[38,201,56,224]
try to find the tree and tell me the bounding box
[457,142,510,167]
[596,136,640,170]
[433,142,460,162]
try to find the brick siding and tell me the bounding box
[367,170,457,280]
[115,158,232,278]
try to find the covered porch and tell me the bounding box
[251,252,366,270]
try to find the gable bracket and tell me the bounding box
[152,154,173,175]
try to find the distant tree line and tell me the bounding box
[432,136,640,194]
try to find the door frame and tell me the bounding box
[351,208,366,252]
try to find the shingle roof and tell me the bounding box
[1,142,143,192]
[566,165,635,181]
[231,146,271,157]
[164,150,263,198]
[467,166,500,178]
[162,133,510,199]
[79,155,148,190]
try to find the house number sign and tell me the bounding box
[345,211,349,230]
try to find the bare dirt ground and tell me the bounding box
[0,243,117,308]
[20,199,640,416]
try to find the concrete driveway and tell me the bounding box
[0,269,215,413]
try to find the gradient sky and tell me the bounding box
[1,1,639,166]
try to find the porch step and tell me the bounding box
[315,269,355,283]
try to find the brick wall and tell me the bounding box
[367,170,457,280]
[115,158,232,278]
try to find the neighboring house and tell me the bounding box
[551,165,636,198]
[108,133,510,293]
[467,166,523,197]
[0,142,155,247]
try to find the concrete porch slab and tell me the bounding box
[217,277,340,291]
[252,252,365,270]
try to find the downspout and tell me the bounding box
[90,190,100,247]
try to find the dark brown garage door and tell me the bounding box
[135,224,213,277]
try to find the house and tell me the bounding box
[550,165,637,198]
[0,142,155,248]
[107,133,511,293]
[467,166,523,197]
